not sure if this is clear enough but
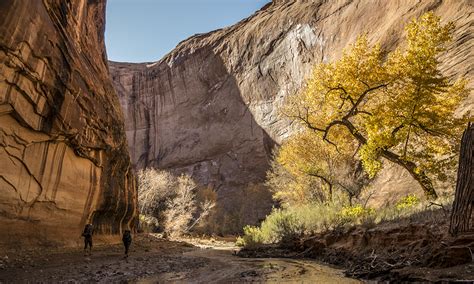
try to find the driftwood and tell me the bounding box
[450,122,474,236]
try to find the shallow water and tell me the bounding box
[136,242,360,283]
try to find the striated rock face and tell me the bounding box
[110,0,473,230]
[0,0,137,247]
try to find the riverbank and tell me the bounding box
[238,208,474,282]
[2,209,471,283]
[0,234,358,283]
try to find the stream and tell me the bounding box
[136,239,360,283]
[0,235,361,283]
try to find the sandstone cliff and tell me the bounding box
[0,0,137,247]
[110,0,473,231]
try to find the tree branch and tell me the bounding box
[307,172,333,200]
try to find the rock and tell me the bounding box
[109,0,473,229]
[0,0,137,247]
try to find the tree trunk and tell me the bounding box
[450,122,474,236]
[381,149,438,199]
[341,118,438,199]
[403,162,438,200]
[308,173,333,202]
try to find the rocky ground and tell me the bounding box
[1,209,472,283]
[0,234,196,283]
[0,234,356,283]
[239,209,474,282]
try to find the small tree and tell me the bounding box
[138,169,176,230]
[163,174,197,236]
[284,13,469,199]
[137,169,215,236]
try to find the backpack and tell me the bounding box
[122,230,132,243]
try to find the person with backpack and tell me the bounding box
[82,223,93,255]
[122,229,132,258]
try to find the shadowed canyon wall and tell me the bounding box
[0,0,137,247]
[111,50,275,232]
[110,0,473,230]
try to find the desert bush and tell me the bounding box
[137,168,215,236]
[237,197,453,248]
[138,214,160,232]
[138,169,176,231]
[260,209,304,244]
[236,203,340,246]
[186,187,217,233]
[236,226,265,248]
[163,174,197,237]
[236,208,305,247]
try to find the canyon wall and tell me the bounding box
[0,0,137,247]
[110,0,473,231]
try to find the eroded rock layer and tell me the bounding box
[110,0,473,230]
[0,0,137,247]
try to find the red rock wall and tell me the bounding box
[0,0,137,247]
[110,0,473,230]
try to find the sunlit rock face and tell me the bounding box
[0,0,137,247]
[110,0,473,229]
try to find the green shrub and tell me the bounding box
[236,226,265,247]
[236,195,452,248]
[290,203,343,232]
[260,209,304,244]
[236,203,341,247]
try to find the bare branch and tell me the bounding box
[346,83,387,118]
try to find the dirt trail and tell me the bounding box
[0,234,358,283]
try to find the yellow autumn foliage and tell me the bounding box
[282,12,469,199]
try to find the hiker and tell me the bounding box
[82,223,93,255]
[122,229,132,258]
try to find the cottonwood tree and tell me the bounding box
[450,123,474,235]
[284,13,469,199]
[269,129,368,205]
[266,159,323,206]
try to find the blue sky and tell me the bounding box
[105,0,270,63]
